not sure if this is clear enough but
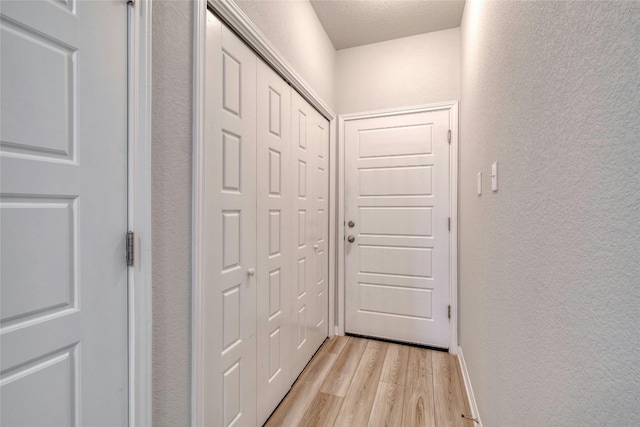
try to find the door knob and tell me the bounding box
[348,220,355,228]
[347,235,355,243]
[247,268,255,277]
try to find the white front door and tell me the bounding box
[344,110,451,348]
[1,0,129,425]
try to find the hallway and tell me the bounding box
[148,1,639,425]
[265,336,472,426]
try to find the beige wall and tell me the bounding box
[336,28,460,114]
[235,0,336,110]
[152,1,193,426]
[459,1,640,425]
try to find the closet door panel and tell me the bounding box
[219,24,258,427]
[312,113,330,344]
[290,91,318,377]
[256,60,293,425]
[204,15,257,427]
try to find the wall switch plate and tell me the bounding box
[477,172,482,195]
[491,161,498,192]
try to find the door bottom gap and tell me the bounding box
[345,332,449,352]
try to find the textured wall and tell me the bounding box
[336,28,460,114]
[151,1,193,426]
[235,0,336,110]
[459,1,640,426]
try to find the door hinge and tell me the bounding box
[448,305,451,319]
[126,231,135,266]
[447,129,451,144]
[448,217,451,231]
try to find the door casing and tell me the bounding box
[338,102,459,353]
[127,1,153,424]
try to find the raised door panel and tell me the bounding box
[203,14,257,426]
[345,111,451,348]
[0,1,128,424]
[312,114,330,345]
[289,92,330,381]
[256,59,292,425]
[290,91,317,378]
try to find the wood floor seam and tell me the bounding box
[322,391,346,398]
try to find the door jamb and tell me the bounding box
[338,102,459,354]
[127,1,153,425]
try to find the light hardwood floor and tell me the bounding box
[265,336,473,427]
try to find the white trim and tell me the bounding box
[127,0,153,425]
[192,0,208,426]
[339,101,458,119]
[328,118,337,337]
[448,103,459,353]
[457,347,483,427]
[207,0,335,121]
[337,116,346,336]
[337,102,459,348]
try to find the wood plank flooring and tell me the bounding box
[265,336,473,427]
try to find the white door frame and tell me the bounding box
[127,0,153,425]
[338,102,459,354]
[0,1,152,423]
[192,0,337,425]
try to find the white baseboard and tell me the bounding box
[457,346,482,427]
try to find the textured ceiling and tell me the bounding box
[309,0,465,50]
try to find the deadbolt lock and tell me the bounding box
[348,220,355,228]
[347,235,355,243]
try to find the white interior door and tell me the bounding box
[344,110,451,348]
[0,1,129,425]
[203,14,257,426]
[256,59,293,424]
[290,91,329,377]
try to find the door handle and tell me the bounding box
[348,220,355,228]
[347,235,355,243]
[313,244,319,250]
[247,268,255,277]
